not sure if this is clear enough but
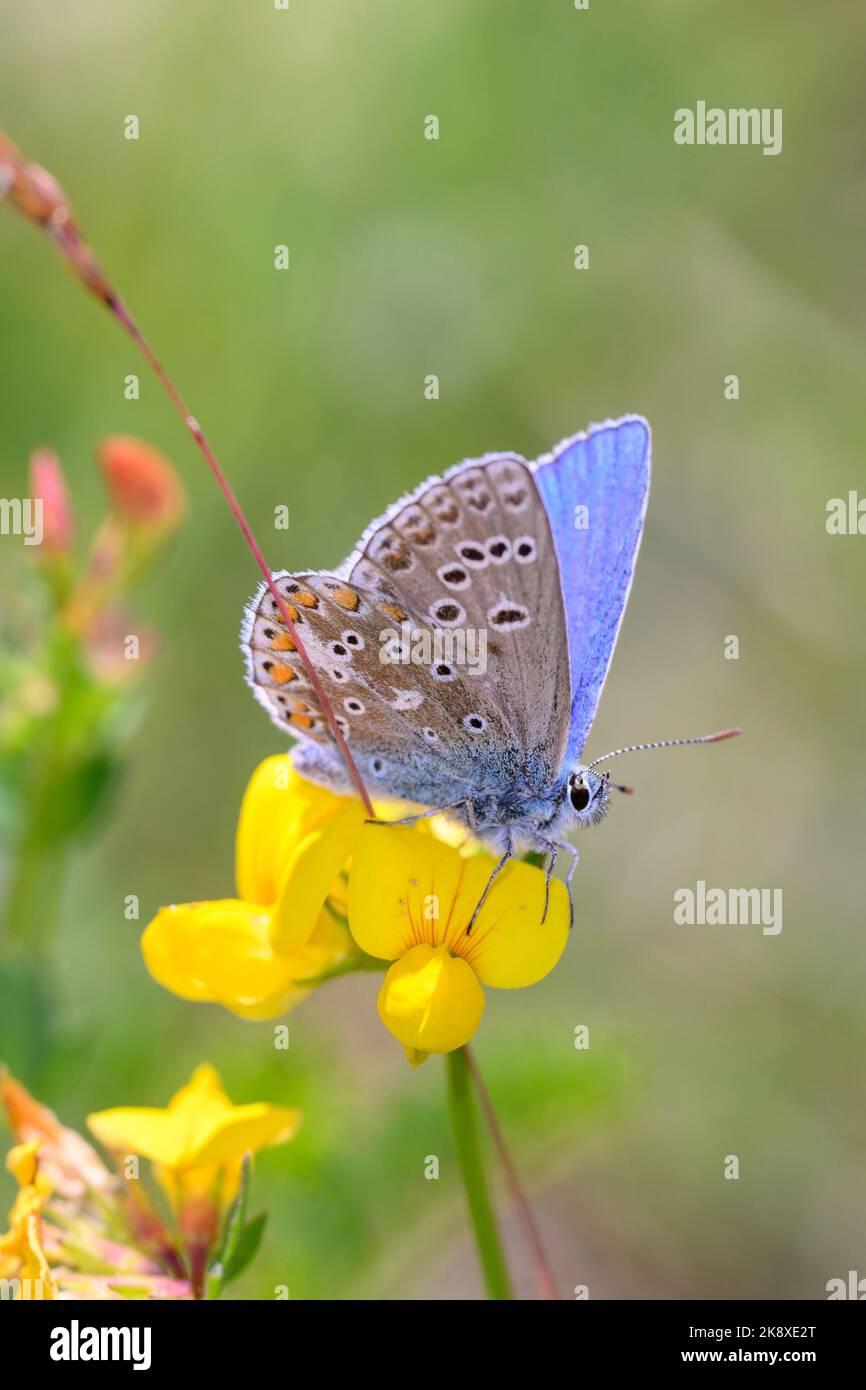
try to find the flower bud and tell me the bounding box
[98,435,185,534]
[28,448,73,554]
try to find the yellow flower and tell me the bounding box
[142,755,365,1018]
[0,1140,56,1299]
[142,753,568,1054]
[348,824,569,1064]
[86,1063,300,1213]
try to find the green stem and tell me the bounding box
[3,751,67,950]
[446,1046,512,1300]
[2,778,66,950]
[295,951,387,986]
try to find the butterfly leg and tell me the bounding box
[536,837,579,927]
[365,800,468,829]
[535,838,557,925]
[465,833,514,936]
[559,839,580,929]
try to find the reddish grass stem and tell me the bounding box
[464,1045,559,1300]
[107,294,374,814]
[44,210,374,814]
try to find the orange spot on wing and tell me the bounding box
[289,712,315,730]
[271,632,297,652]
[332,585,360,611]
[269,662,297,685]
[381,601,408,622]
[270,600,299,623]
[294,589,318,608]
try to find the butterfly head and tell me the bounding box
[566,727,742,828]
[565,768,613,826]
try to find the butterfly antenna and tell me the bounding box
[587,726,741,792]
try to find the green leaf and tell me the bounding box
[221,1213,268,1288]
[30,749,122,847]
[205,1153,252,1298]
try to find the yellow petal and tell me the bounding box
[167,1062,226,1111]
[235,757,365,953]
[235,756,299,903]
[349,823,569,988]
[2,1204,56,1299]
[7,1140,40,1188]
[466,861,570,989]
[348,824,498,960]
[378,944,485,1054]
[87,1106,191,1169]
[178,1102,300,1169]
[161,1064,301,1168]
[88,1063,300,1172]
[141,900,311,1019]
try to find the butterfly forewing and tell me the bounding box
[532,417,650,763]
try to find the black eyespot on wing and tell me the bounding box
[435,603,459,622]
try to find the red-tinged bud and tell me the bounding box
[98,435,185,533]
[0,130,115,303]
[1,1072,116,1200]
[29,448,73,553]
[178,1188,222,1297]
[0,132,66,225]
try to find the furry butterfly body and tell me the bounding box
[241,416,651,869]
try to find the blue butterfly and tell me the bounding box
[242,415,736,920]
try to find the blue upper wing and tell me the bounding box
[532,416,651,767]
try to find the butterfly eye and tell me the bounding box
[570,781,591,812]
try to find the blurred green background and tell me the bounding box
[1,0,864,1298]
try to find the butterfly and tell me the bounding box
[241,415,737,920]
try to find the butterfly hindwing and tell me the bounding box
[242,570,524,806]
